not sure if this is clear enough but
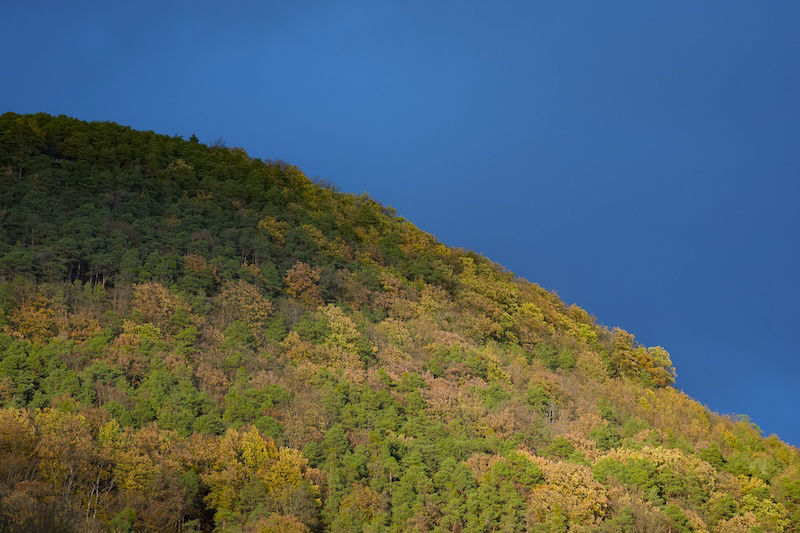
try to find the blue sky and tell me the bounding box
[2,1,799,444]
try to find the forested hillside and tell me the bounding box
[0,112,797,532]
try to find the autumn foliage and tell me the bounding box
[0,113,796,532]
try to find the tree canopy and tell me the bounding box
[0,112,797,532]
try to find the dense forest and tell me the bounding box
[0,112,797,532]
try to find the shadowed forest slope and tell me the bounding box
[0,112,798,532]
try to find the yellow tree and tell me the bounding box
[214,279,274,330]
[201,427,320,529]
[131,282,189,333]
[3,294,65,343]
[284,262,323,307]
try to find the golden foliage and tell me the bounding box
[201,427,319,523]
[194,360,231,399]
[373,318,413,348]
[214,279,273,329]
[477,408,518,439]
[464,453,503,480]
[34,408,94,487]
[284,261,322,307]
[416,283,451,317]
[3,294,65,342]
[299,223,350,261]
[399,221,433,256]
[512,302,554,350]
[0,408,36,459]
[280,331,314,361]
[66,310,102,341]
[456,291,513,342]
[523,451,609,526]
[131,282,189,332]
[457,256,519,309]
[258,216,289,245]
[714,511,760,532]
[249,514,310,533]
[321,304,362,352]
[483,346,512,385]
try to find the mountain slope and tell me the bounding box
[0,112,797,532]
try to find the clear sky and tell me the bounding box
[2,1,799,444]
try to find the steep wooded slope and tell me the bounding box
[0,112,797,532]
